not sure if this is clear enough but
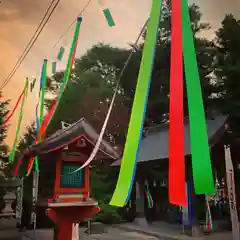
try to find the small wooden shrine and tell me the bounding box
[17,118,120,240]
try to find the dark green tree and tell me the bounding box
[214,14,240,132]
[18,122,36,152]
[90,166,121,223]
[0,94,10,212]
[44,3,217,138]
[17,3,220,223]
[214,15,240,215]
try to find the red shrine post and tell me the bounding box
[44,151,99,240]
[17,118,120,240]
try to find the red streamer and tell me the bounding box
[169,0,186,206]
[0,90,25,129]
[26,102,57,171]
[69,34,79,74]
[14,24,80,176]
[14,102,57,176]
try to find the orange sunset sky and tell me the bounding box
[0,0,240,148]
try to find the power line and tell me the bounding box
[0,0,60,90]
[52,0,93,48]
[1,0,93,90]
[7,0,56,81]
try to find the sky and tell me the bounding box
[0,0,239,147]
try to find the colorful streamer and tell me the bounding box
[145,180,153,208]
[9,78,29,162]
[34,59,48,173]
[34,60,45,135]
[64,21,150,176]
[52,61,57,74]
[182,0,215,195]
[169,0,186,206]
[14,102,57,177]
[205,195,213,230]
[39,60,48,131]
[25,18,82,175]
[57,46,65,61]
[109,0,162,207]
[35,103,40,137]
[102,8,115,27]
[0,89,25,129]
[30,78,36,92]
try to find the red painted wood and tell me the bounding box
[54,153,90,197]
[47,206,100,240]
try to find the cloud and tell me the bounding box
[0,0,50,24]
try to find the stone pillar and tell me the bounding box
[134,177,148,226]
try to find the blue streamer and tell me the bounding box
[39,62,45,91]
[35,102,40,138]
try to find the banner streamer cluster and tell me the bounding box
[205,195,213,230]
[24,17,82,176]
[98,0,116,27]
[181,0,214,195]
[31,59,48,173]
[62,20,150,176]
[145,180,153,209]
[11,0,216,211]
[0,89,25,129]
[9,78,29,162]
[52,46,65,74]
[169,0,215,206]
[169,0,186,206]
[110,0,163,207]
[30,78,36,92]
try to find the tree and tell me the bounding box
[0,94,10,212]
[17,2,220,223]
[141,3,217,124]
[214,15,240,218]
[18,122,36,152]
[214,14,240,132]
[45,3,217,137]
[45,45,130,145]
[90,166,121,223]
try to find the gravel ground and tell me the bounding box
[0,218,233,240]
[0,218,21,240]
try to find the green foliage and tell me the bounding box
[141,3,217,124]
[214,15,240,134]
[90,166,122,223]
[0,95,10,212]
[0,176,6,212]
[44,43,130,144]
[0,96,10,176]
[16,2,240,224]
[18,122,36,152]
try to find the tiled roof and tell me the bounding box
[112,115,227,166]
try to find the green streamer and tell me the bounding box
[35,59,48,171]
[182,0,214,194]
[52,61,57,74]
[46,18,82,133]
[103,8,115,27]
[26,18,82,176]
[110,0,162,207]
[57,46,65,61]
[30,78,36,92]
[9,78,29,162]
[39,60,47,125]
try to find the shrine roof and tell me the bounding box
[112,115,228,166]
[21,117,120,161]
